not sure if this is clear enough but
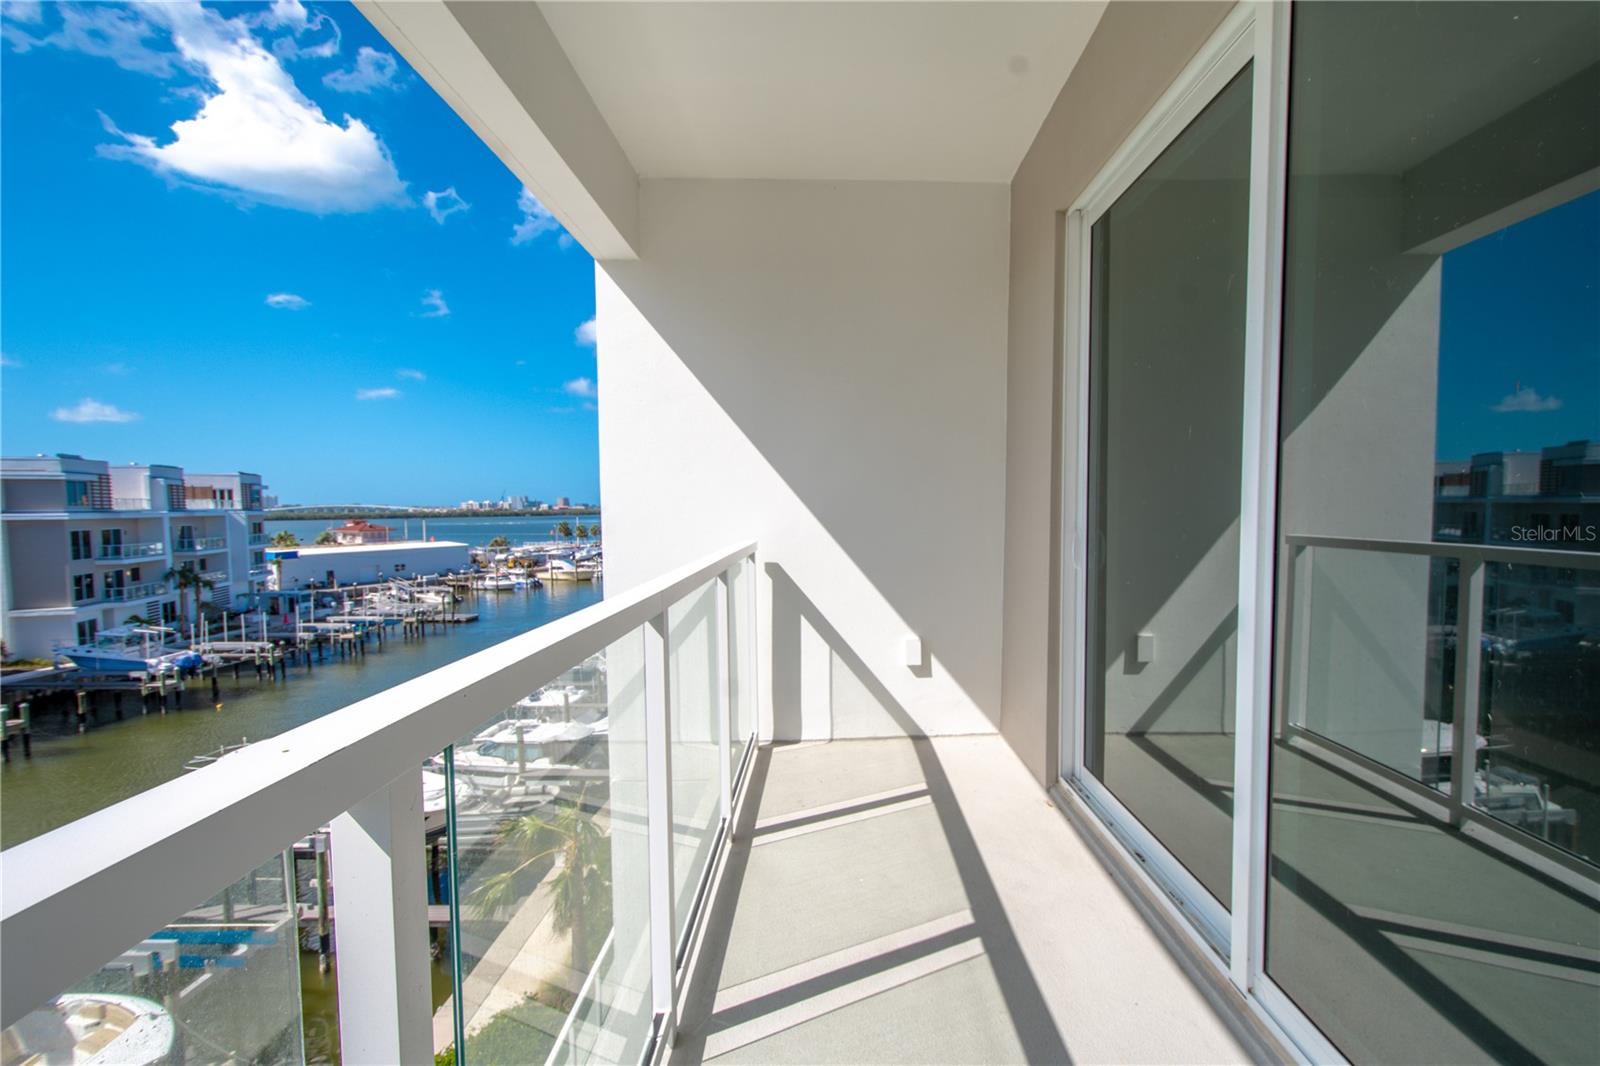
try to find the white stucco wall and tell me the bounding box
[596,179,1010,741]
[1001,2,1235,782]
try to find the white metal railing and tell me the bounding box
[173,536,226,552]
[249,533,269,546]
[198,570,230,584]
[0,541,758,1065]
[111,496,153,510]
[105,582,167,601]
[97,541,165,560]
[1281,533,1598,888]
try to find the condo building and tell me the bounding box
[2,4,1596,1066]
[0,455,268,657]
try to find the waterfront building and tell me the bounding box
[326,518,394,545]
[3,5,1597,1066]
[263,539,470,589]
[554,496,571,509]
[0,455,269,656]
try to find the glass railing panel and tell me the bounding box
[443,625,652,1066]
[1281,544,1458,784]
[667,578,724,947]
[1474,561,1599,863]
[1,854,304,1065]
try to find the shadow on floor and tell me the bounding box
[668,566,1071,1064]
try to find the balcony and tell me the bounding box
[96,541,165,560]
[198,569,230,584]
[106,582,167,602]
[110,496,154,511]
[0,544,1248,1064]
[249,533,269,546]
[173,536,226,553]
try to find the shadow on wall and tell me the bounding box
[600,181,1009,734]
[769,563,939,742]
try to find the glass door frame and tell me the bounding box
[1058,4,1342,1061]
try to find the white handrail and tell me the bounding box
[1282,533,1600,569]
[0,540,756,1028]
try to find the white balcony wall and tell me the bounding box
[597,179,1009,741]
[1001,1,1235,782]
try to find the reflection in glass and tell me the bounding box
[669,578,725,945]
[1084,65,1252,907]
[1269,3,1599,1060]
[443,628,652,1065]
[729,561,755,780]
[0,856,305,1065]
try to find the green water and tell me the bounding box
[0,579,604,848]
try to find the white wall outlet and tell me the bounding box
[1135,632,1156,665]
[903,634,923,669]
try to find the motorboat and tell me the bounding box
[514,684,589,715]
[55,626,202,676]
[1,993,176,1065]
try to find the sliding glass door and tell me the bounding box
[1267,3,1599,1061]
[1064,2,1597,1060]
[1076,29,1256,944]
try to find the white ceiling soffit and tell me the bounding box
[538,1,1110,183]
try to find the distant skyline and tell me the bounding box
[0,0,601,505]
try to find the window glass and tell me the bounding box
[1268,4,1599,1060]
[1083,64,1253,910]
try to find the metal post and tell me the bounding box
[716,571,733,824]
[1450,556,1486,827]
[643,609,678,1033]
[329,770,432,1065]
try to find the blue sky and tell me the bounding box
[1437,189,1599,462]
[0,0,600,506]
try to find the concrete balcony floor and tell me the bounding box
[671,736,1252,1065]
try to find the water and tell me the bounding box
[267,514,599,548]
[0,569,604,848]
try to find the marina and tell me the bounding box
[1,517,606,849]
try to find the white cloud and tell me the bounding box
[1,2,42,24]
[423,186,469,224]
[419,289,450,318]
[265,291,310,310]
[1493,385,1563,413]
[3,3,179,76]
[90,2,406,214]
[397,368,426,381]
[323,46,398,93]
[563,377,598,400]
[511,186,565,246]
[52,398,139,423]
[356,387,400,401]
[255,0,340,60]
[0,353,19,368]
[575,318,597,346]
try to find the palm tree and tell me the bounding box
[588,523,600,542]
[314,530,338,545]
[270,530,300,547]
[574,524,589,543]
[487,535,510,549]
[469,787,611,973]
[163,563,215,629]
[555,520,574,541]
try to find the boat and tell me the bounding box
[55,626,202,675]
[1,993,176,1065]
[513,684,589,715]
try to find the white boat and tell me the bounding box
[3,993,176,1065]
[475,572,517,591]
[421,768,478,831]
[55,626,202,675]
[514,684,588,714]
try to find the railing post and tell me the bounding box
[643,608,678,1034]
[716,571,734,823]
[1450,555,1486,827]
[329,770,432,1065]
